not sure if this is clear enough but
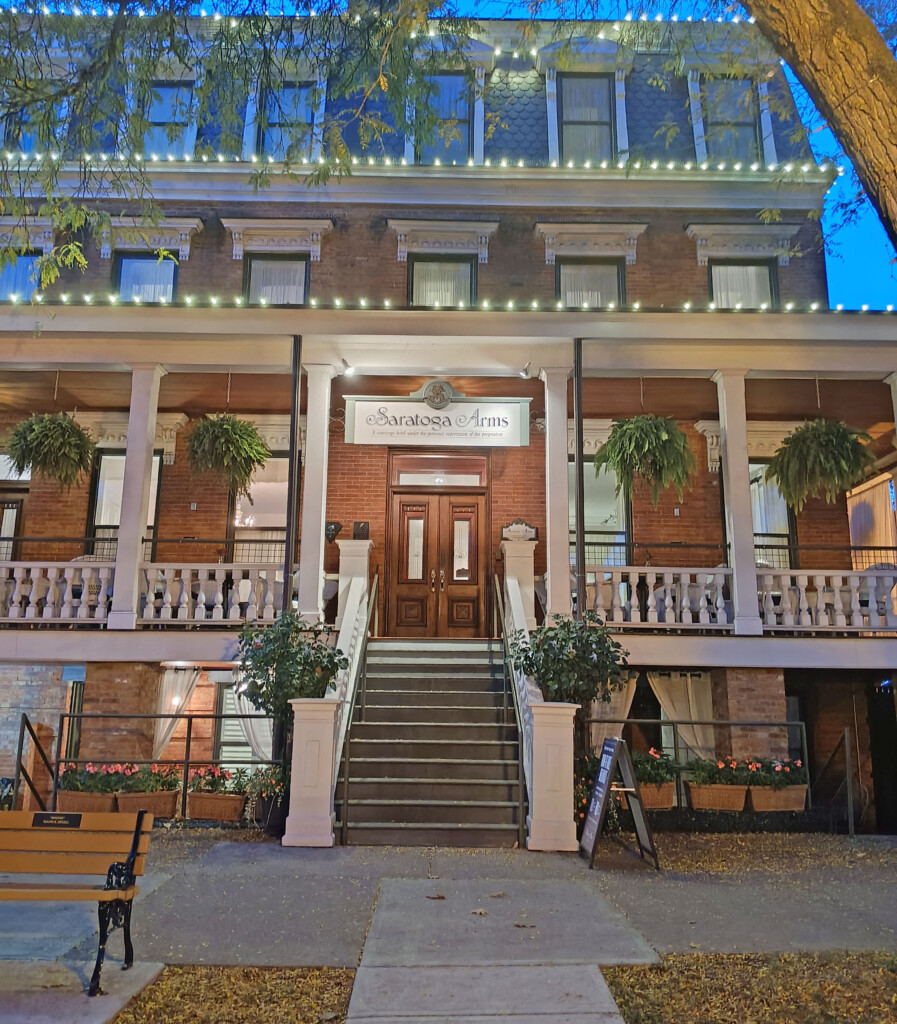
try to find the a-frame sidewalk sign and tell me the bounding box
[578,736,660,871]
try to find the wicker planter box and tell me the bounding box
[638,782,676,810]
[687,783,747,812]
[188,792,247,822]
[56,791,116,813]
[748,785,808,812]
[116,790,180,819]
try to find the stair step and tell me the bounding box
[363,675,505,693]
[349,738,519,760]
[368,641,501,654]
[347,758,520,781]
[365,658,502,671]
[340,799,522,825]
[344,821,520,848]
[349,722,516,742]
[356,704,509,724]
[336,778,520,802]
[363,689,505,708]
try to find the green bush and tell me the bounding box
[632,748,678,784]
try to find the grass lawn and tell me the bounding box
[605,952,897,1024]
[113,966,355,1024]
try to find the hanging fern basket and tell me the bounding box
[594,414,696,508]
[186,413,271,500]
[764,418,874,512]
[3,412,94,488]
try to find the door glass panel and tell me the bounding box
[453,518,471,580]
[407,517,424,579]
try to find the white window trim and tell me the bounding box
[687,70,708,165]
[0,217,55,256]
[535,222,648,265]
[221,218,334,261]
[685,222,803,267]
[757,81,778,166]
[74,411,188,465]
[387,219,499,263]
[694,420,805,472]
[100,217,203,261]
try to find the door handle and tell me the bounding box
[439,569,446,592]
[430,569,436,593]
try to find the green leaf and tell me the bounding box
[3,412,94,488]
[593,415,696,508]
[186,413,271,500]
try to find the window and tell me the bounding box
[703,78,760,164]
[557,260,622,307]
[3,106,38,154]
[258,83,314,160]
[418,74,471,164]
[558,74,614,163]
[246,255,307,305]
[143,81,194,156]
[116,254,177,303]
[569,459,628,566]
[709,261,775,309]
[410,256,475,307]
[750,461,795,568]
[88,451,161,558]
[0,252,40,302]
[232,455,288,562]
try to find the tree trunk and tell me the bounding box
[743,0,897,253]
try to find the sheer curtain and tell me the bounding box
[248,259,305,304]
[710,264,771,308]
[589,674,637,749]
[119,257,175,302]
[848,478,897,569]
[0,255,40,300]
[233,674,274,761]
[647,671,714,759]
[412,261,471,306]
[153,667,201,758]
[560,264,619,307]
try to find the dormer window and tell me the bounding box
[143,80,194,156]
[258,82,315,161]
[418,74,472,165]
[702,78,760,164]
[558,74,615,163]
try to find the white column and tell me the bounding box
[545,68,559,165]
[527,702,579,852]
[473,67,485,165]
[714,370,763,636]
[282,697,338,847]
[757,81,777,166]
[541,367,572,615]
[687,70,708,164]
[296,363,335,624]
[107,364,165,630]
[500,539,537,630]
[336,539,374,628]
[614,69,630,161]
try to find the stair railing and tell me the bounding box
[494,575,532,849]
[12,713,55,811]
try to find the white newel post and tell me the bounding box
[527,702,579,852]
[107,364,165,630]
[336,539,374,628]
[296,364,335,623]
[540,368,572,616]
[282,697,339,847]
[714,370,763,636]
[500,539,537,630]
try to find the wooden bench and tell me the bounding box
[0,810,154,996]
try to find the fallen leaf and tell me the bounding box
[426,895,446,901]
[514,923,536,929]
[489,891,507,899]
[471,909,488,916]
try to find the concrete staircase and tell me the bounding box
[336,639,525,847]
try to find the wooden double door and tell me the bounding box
[387,492,487,638]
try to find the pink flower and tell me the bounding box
[795,760,802,768]
[717,761,725,769]
[775,765,783,772]
[85,763,96,773]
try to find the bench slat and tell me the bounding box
[0,852,147,876]
[0,832,151,855]
[0,812,154,833]
[0,882,139,902]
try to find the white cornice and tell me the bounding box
[537,37,633,74]
[242,413,306,451]
[220,218,334,261]
[0,217,55,256]
[535,222,648,265]
[686,222,804,266]
[100,217,204,261]
[694,419,805,471]
[386,219,500,263]
[74,411,189,464]
[567,418,614,455]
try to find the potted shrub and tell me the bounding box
[115,762,181,819]
[632,748,678,810]
[764,419,874,511]
[186,766,249,822]
[56,762,119,812]
[246,765,290,837]
[594,414,696,508]
[685,756,749,811]
[186,413,271,500]
[747,756,809,812]
[4,412,94,488]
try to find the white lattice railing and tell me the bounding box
[585,566,734,629]
[504,574,540,812]
[139,564,297,623]
[329,575,369,800]
[758,569,897,631]
[0,562,115,622]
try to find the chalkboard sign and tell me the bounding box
[33,812,82,829]
[579,738,659,871]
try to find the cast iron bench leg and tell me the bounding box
[88,903,111,997]
[122,902,134,970]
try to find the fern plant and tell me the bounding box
[764,419,874,511]
[3,412,94,487]
[186,413,270,500]
[594,415,696,508]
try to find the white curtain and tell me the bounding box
[153,667,201,758]
[710,264,771,309]
[233,684,274,761]
[589,675,637,749]
[848,478,897,568]
[647,671,714,760]
[412,261,471,306]
[0,254,40,300]
[750,465,790,537]
[120,257,175,302]
[248,258,305,304]
[560,263,619,307]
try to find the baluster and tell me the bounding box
[644,572,657,623]
[594,574,607,618]
[695,573,709,624]
[761,573,776,626]
[258,571,274,622]
[864,573,881,628]
[848,574,863,627]
[95,567,112,621]
[142,569,158,620]
[175,570,191,619]
[24,566,46,619]
[628,572,641,623]
[715,571,728,624]
[8,567,27,618]
[793,574,810,627]
[193,570,208,621]
[810,574,829,627]
[60,567,76,619]
[77,567,95,619]
[662,572,674,624]
[677,572,692,624]
[883,575,897,628]
[0,568,10,617]
[159,569,175,619]
[226,569,242,620]
[610,572,624,622]
[829,575,847,628]
[211,569,225,620]
[42,568,60,620]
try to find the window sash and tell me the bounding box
[411,260,472,306]
[143,82,193,155]
[0,254,40,301]
[710,263,772,309]
[259,84,314,159]
[93,453,161,529]
[118,256,176,302]
[418,74,471,164]
[559,262,621,307]
[703,79,759,162]
[247,258,306,305]
[559,75,613,162]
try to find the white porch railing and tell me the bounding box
[758,569,897,631]
[138,564,298,624]
[503,574,541,812]
[328,574,370,802]
[585,566,734,628]
[0,562,115,623]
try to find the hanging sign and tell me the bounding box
[579,737,660,871]
[345,379,531,448]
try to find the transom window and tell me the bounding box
[418,74,472,165]
[143,81,194,156]
[246,255,307,305]
[410,256,475,307]
[258,83,314,161]
[116,253,177,303]
[557,260,622,308]
[709,261,775,309]
[558,74,614,164]
[703,78,760,164]
[0,252,40,302]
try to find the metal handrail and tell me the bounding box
[493,575,528,849]
[339,572,379,845]
[12,713,56,811]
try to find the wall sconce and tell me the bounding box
[341,358,355,376]
[325,521,343,543]
[518,361,531,379]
